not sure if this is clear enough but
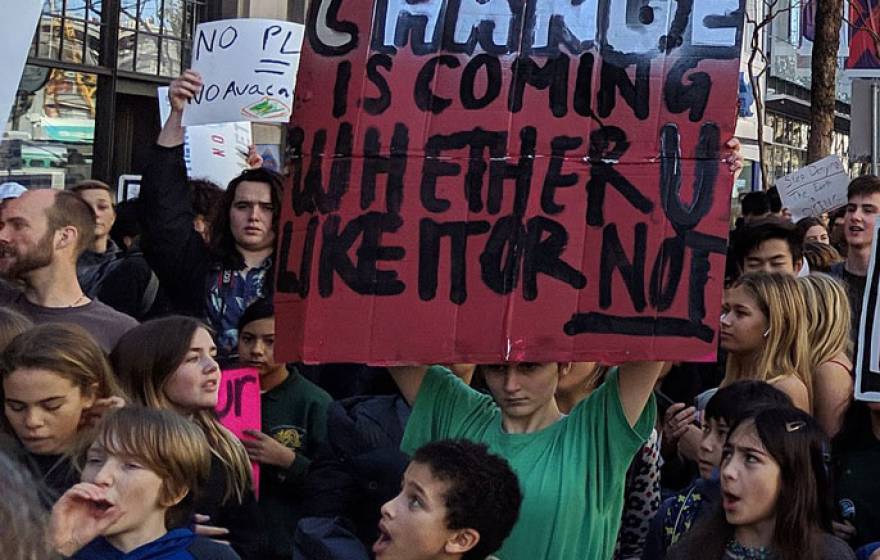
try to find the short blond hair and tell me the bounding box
[86,407,211,528]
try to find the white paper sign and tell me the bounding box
[856,222,880,402]
[775,155,849,221]
[0,1,42,137]
[159,87,252,189]
[182,19,304,126]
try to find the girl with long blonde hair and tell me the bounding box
[720,272,813,412]
[798,274,853,436]
[110,316,263,558]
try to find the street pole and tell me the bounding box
[873,80,880,175]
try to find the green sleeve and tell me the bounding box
[281,378,332,489]
[570,367,657,506]
[401,366,497,456]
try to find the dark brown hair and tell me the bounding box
[47,191,96,256]
[848,174,880,200]
[209,168,283,269]
[795,217,828,243]
[802,241,843,273]
[669,407,832,560]
[110,316,251,503]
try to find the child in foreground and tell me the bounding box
[373,439,521,560]
[49,406,240,560]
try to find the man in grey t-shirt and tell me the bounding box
[0,189,137,352]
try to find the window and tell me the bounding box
[34,0,104,66]
[3,66,97,189]
[117,0,203,76]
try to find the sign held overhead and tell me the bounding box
[275,0,747,365]
[775,155,849,221]
[183,18,305,126]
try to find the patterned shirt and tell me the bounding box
[205,257,273,358]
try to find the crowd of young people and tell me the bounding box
[1,69,879,560]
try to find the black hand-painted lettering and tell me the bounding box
[488,127,536,216]
[306,0,358,56]
[597,54,651,120]
[365,54,393,115]
[301,124,353,214]
[563,314,715,342]
[541,135,583,215]
[573,53,596,117]
[287,126,308,215]
[585,126,654,226]
[460,54,502,110]
[421,131,472,213]
[418,218,491,304]
[414,55,460,114]
[663,57,712,122]
[659,122,720,233]
[333,61,352,118]
[508,55,570,118]
[659,0,692,52]
[600,222,647,312]
[362,124,409,214]
[648,236,685,312]
[277,218,319,297]
[522,216,587,301]
[371,0,447,55]
[480,215,525,295]
[444,0,519,55]
[319,212,406,297]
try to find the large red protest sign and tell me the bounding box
[275,0,746,364]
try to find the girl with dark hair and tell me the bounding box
[667,407,854,560]
[139,70,283,358]
[832,400,880,556]
[110,316,264,559]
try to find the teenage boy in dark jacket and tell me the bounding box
[139,70,283,358]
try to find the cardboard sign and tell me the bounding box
[276,0,746,364]
[216,367,261,494]
[856,222,880,401]
[0,1,41,137]
[775,155,849,221]
[159,86,253,189]
[182,19,304,126]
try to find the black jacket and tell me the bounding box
[138,144,272,356]
[139,144,218,319]
[192,456,266,560]
[302,395,411,547]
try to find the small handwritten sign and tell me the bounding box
[775,155,849,221]
[159,86,253,189]
[216,367,261,495]
[182,19,304,126]
[0,1,41,138]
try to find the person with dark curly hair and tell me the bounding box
[373,439,522,560]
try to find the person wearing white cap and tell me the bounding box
[0,182,27,207]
